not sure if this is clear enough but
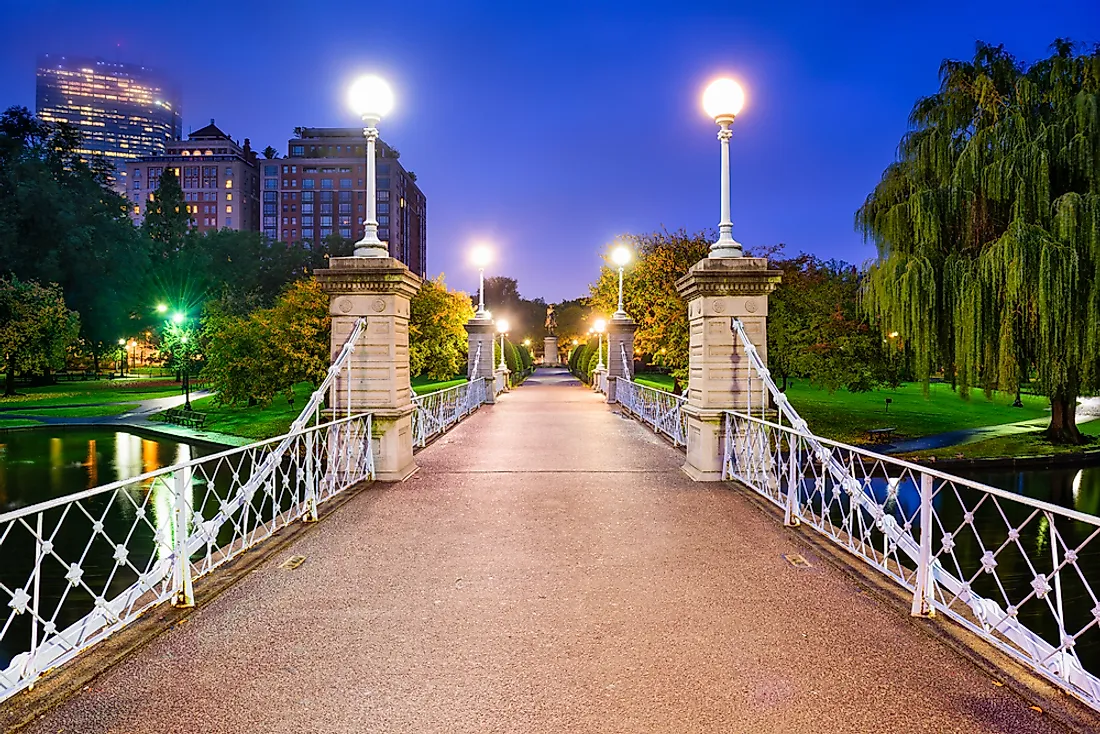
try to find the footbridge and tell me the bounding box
[3,254,1100,733]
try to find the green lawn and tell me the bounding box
[7,404,140,418]
[632,373,1054,447]
[169,377,470,442]
[905,418,1100,461]
[635,373,675,392]
[0,417,42,428]
[784,380,1049,445]
[0,379,182,409]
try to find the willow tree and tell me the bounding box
[859,41,1100,443]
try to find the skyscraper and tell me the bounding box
[35,54,182,179]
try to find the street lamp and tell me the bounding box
[611,243,632,318]
[702,77,746,258]
[471,245,492,319]
[156,303,168,315]
[593,318,607,370]
[496,318,510,370]
[348,75,395,258]
[117,338,127,377]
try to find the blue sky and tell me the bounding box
[1,0,1096,301]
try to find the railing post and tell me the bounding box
[172,467,195,608]
[303,430,318,523]
[784,435,801,527]
[911,472,935,618]
[23,514,43,684]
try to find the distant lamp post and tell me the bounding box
[594,318,607,370]
[348,74,395,258]
[611,244,632,318]
[472,245,492,319]
[702,78,746,258]
[156,303,168,315]
[117,338,127,377]
[496,318,510,370]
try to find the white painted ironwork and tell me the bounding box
[619,343,631,380]
[0,318,375,703]
[616,378,687,447]
[411,379,488,448]
[724,317,1100,711]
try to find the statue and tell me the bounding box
[544,304,557,336]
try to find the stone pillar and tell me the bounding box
[315,257,422,482]
[605,316,637,403]
[675,257,781,481]
[543,336,560,367]
[464,317,497,404]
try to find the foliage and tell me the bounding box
[202,279,330,407]
[858,40,1100,443]
[0,106,149,364]
[142,167,191,249]
[0,277,80,395]
[588,229,709,389]
[478,276,548,348]
[410,275,473,380]
[552,298,593,346]
[766,249,899,392]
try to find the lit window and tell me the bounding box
[225,179,233,189]
[226,205,233,213]
[226,193,233,201]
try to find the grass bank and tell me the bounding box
[903,419,1100,461]
[168,377,469,442]
[0,379,182,410]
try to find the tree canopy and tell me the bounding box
[410,275,474,380]
[858,40,1100,442]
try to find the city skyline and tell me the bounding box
[2,0,1097,303]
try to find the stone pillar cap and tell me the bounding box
[675,256,782,300]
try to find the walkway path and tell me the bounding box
[21,369,1088,732]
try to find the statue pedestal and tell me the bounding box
[543,336,559,367]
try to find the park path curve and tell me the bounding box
[20,368,1084,733]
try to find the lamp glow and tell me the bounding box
[471,245,492,268]
[703,78,745,121]
[118,338,126,346]
[496,318,510,334]
[171,312,185,325]
[348,75,394,120]
[156,303,168,314]
[611,245,632,267]
[594,318,607,333]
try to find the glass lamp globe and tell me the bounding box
[703,78,745,122]
[611,246,632,267]
[471,245,492,268]
[348,75,394,120]
[496,318,510,334]
[594,318,607,333]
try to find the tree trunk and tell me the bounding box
[4,354,16,397]
[92,352,100,378]
[1047,395,1085,445]
[781,373,788,392]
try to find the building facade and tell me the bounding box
[36,55,182,182]
[262,128,427,276]
[127,122,260,234]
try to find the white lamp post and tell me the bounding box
[348,75,395,258]
[702,78,746,258]
[611,244,631,318]
[496,318,510,370]
[472,245,492,319]
[594,318,607,370]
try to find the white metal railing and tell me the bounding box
[616,378,688,447]
[620,343,631,379]
[0,318,374,703]
[724,317,1100,710]
[411,378,487,448]
[0,413,373,703]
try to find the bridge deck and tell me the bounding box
[24,369,1079,732]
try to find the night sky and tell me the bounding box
[1,0,1096,302]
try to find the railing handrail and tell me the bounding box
[723,407,1100,528]
[0,411,370,525]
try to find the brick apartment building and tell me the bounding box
[128,121,260,234]
[261,127,427,276]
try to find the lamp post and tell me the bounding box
[117,338,127,377]
[611,244,632,318]
[472,245,492,319]
[348,75,395,258]
[496,318,510,370]
[594,318,607,370]
[702,78,746,258]
[169,311,194,411]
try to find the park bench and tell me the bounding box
[865,426,897,443]
[164,408,208,429]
